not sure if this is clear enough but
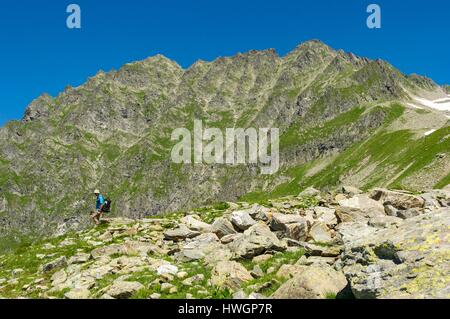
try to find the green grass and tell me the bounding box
[241,103,407,201]
[280,106,366,150]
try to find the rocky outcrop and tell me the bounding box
[339,208,450,299]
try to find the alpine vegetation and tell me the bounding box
[171,120,280,174]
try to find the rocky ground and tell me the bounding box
[0,186,449,299]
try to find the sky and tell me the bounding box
[0,0,449,126]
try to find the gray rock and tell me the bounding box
[230,210,256,231]
[106,281,144,299]
[181,215,213,233]
[342,186,363,196]
[314,207,337,226]
[64,287,91,299]
[384,204,398,217]
[341,208,450,298]
[68,253,91,265]
[272,265,347,299]
[285,222,309,242]
[229,222,286,259]
[233,290,248,299]
[211,261,253,290]
[163,225,201,241]
[397,208,421,219]
[176,233,221,261]
[212,217,237,238]
[41,256,67,273]
[337,194,385,221]
[270,213,307,231]
[251,265,264,278]
[220,233,241,244]
[368,216,403,228]
[298,187,321,198]
[370,188,425,210]
[309,222,333,243]
[335,222,378,244]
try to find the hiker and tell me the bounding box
[91,189,105,225]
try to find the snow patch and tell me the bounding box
[424,129,437,136]
[412,96,450,112]
[433,97,450,103]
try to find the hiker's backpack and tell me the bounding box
[102,197,112,213]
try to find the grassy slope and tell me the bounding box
[242,103,450,202]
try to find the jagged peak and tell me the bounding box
[408,73,438,89]
[21,93,54,123]
[285,39,335,57]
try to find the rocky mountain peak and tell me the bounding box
[22,93,55,123]
[1,40,449,248]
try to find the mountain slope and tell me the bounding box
[0,40,449,243]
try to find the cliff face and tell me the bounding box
[0,40,449,240]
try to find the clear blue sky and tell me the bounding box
[0,0,449,126]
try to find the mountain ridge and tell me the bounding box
[0,40,449,244]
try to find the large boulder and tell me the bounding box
[230,210,256,231]
[270,213,309,241]
[247,204,271,222]
[314,207,337,227]
[212,217,237,238]
[337,194,385,222]
[369,188,425,210]
[397,208,421,220]
[340,208,450,299]
[270,213,307,231]
[175,233,221,261]
[271,265,347,299]
[68,253,91,265]
[90,241,162,258]
[163,225,200,241]
[276,264,307,280]
[181,215,213,233]
[210,261,253,290]
[309,222,333,243]
[335,222,378,244]
[41,257,67,273]
[229,222,286,259]
[285,222,309,242]
[298,187,321,198]
[106,281,144,299]
[64,287,91,299]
